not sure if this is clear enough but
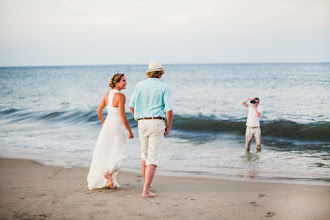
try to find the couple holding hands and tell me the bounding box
[87,61,173,198]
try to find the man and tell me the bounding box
[242,97,263,152]
[129,61,173,198]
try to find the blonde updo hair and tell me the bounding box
[109,73,124,89]
[146,70,165,78]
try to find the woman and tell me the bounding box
[87,73,134,190]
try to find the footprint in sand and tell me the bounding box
[249,201,259,207]
[266,212,277,218]
[258,194,267,198]
[53,168,63,176]
[13,212,47,220]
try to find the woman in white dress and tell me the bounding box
[87,73,134,190]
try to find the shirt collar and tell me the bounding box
[148,78,160,81]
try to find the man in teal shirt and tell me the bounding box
[129,61,173,198]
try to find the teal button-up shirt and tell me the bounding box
[129,78,173,121]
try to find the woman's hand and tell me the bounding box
[128,130,134,139]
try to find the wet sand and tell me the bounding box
[0,158,329,219]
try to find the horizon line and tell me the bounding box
[1,61,329,68]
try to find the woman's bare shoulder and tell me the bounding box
[114,92,125,98]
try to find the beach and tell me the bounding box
[0,158,329,220]
[0,63,329,219]
[1,0,329,218]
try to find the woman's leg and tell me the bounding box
[104,168,117,189]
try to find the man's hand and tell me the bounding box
[164,127,171,136]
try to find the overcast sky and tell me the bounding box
[0,0,329,66]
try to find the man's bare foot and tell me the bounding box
[104,173,114,189]
[142,191,158,198]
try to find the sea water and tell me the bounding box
[0,63,329,184]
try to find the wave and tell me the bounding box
[1,108,329,142]
[174,115,330,142]
[0,108,137,127]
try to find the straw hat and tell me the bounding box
[147,61,164,72]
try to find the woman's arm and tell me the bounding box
[97,93,107,127]
[117,93,134,139]
[129,107,134,115]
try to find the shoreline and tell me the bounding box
[137,168,330,187]
[3,154,329,187]
[1,157,329,219]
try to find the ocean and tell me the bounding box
[0,63,329,185]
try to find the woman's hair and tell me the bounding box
[109,73,124,89]
[146,70,165,78]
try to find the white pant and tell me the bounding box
[138,119,166,166]
[245,127,261,150]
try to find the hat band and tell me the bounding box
[148,68,163,71]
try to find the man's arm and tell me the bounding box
[242,97,254,108]
[164,110,173,136]
[254,107,261,117]
[242,98,250,108]
[129,85,137,115]
[163,85,173,135]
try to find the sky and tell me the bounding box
[0,0,329,66]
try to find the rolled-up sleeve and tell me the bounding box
[163,86,173,112]
[129,86,137,109]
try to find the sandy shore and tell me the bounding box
[0,158,329,220]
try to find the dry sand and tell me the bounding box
[0,158,329,220]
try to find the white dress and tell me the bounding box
[87,89,128,190]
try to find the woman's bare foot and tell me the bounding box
[104,172,114,189]
[142,191,158,198]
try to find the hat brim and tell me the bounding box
[146,68,164,72]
